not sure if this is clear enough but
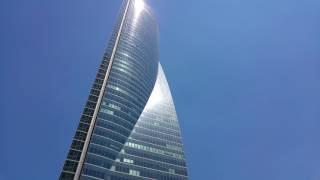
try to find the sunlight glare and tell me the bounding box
[145,83,164,109]
[134,0,145,16]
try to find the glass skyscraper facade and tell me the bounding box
[60,0,188,179]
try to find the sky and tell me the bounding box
[1,0,320,179]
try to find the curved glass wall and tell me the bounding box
[81,64,188,180]
[60,1,188,180]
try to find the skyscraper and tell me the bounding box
[60,0,188,179]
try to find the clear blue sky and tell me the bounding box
[1,0,320,179]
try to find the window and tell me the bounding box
[100,108,114,115]
[63,161,78,172]
[123,158,134,164]
[108,103,121,111]
[168,168,175,174]
[107,84,129,96]
[129,169,140,176]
